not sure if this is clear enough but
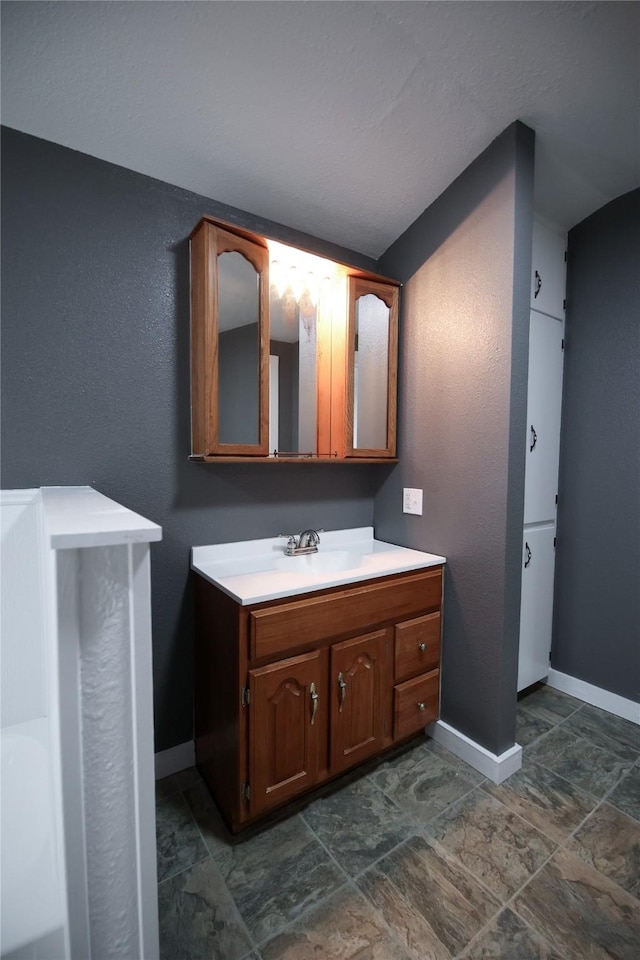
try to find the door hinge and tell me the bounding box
[554,537,557,548]
[564,250,567,262]
[242,781,250,801]
[241,686,250,707]
[561,338,565,350]
[555,494,558,505]
[563,299,566,311]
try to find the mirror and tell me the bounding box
[353,293,390,450]
[346,276,398,458]
[269,279,318,456]
[217,251,261,445]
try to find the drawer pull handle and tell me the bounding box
[418,642,427,652]
[417,701,426,712]
[338,672,347,712]
[310,682,319,725]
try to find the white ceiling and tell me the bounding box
[2,1,638,258]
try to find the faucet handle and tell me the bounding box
[278,534,298,557]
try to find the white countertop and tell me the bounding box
[191,527,446,604]
[41,486,162,549]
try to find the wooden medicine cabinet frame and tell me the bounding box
[342,276,399,459]
[190,219,270,457]
[189,215,400,463]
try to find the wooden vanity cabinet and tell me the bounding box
[194,564,443,832]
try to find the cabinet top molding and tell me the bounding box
[189,215,401,288]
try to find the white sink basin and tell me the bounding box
[275,550,363,574]
[191,527,446,604]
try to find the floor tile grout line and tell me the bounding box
[246,813,358,951]
[252,877,354,951]
[300,804,413,887]
[523,729,636,796]
[452,901,572,960]
[296,810,356,886]
[341,874,438,960]
[556,711,640,763]
[156,851,213,888]
[160,783,261,956]
[343,828,507,960]
[528,705,640,764]
[367,764,488,841]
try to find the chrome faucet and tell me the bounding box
[280,529,322,556]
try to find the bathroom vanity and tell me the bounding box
[192,529,445,831]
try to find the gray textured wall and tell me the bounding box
[552,190,640,702]
[1,127,388,751]
[374,123,535,755]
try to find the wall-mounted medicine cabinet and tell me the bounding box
[189,215,399,463]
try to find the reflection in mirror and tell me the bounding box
[269,280,318,455]
[217,251,260,445]
[354,293,389,449]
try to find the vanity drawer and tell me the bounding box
[394,612,441,683]
[393,669,439,741]
[249,567,442,661]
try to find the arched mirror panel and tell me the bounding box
[346,278,398,458]
[190,221,269,456]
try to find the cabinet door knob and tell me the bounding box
[417,701,426,712]
[338,672,347,712]
[418,642,427,652]
[310,682,319,725]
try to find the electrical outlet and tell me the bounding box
[403,487,423,515]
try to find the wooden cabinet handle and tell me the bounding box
[338,672,347,712]
[418,642,427,652]
[310,682,319,725]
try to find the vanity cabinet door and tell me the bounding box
[248,650,324,817]
[330,630,387,774]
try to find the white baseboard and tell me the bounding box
[426,720,522,784]
[154,741,195,780]
[546,670,640,725]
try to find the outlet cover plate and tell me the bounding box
[403,488,423,515]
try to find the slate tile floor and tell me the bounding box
[156,684,640,959]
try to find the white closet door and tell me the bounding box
[517,525,556,692]
[524,311,564,524]
[531,220,566,319]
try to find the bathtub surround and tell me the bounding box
[0,486,161,958]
